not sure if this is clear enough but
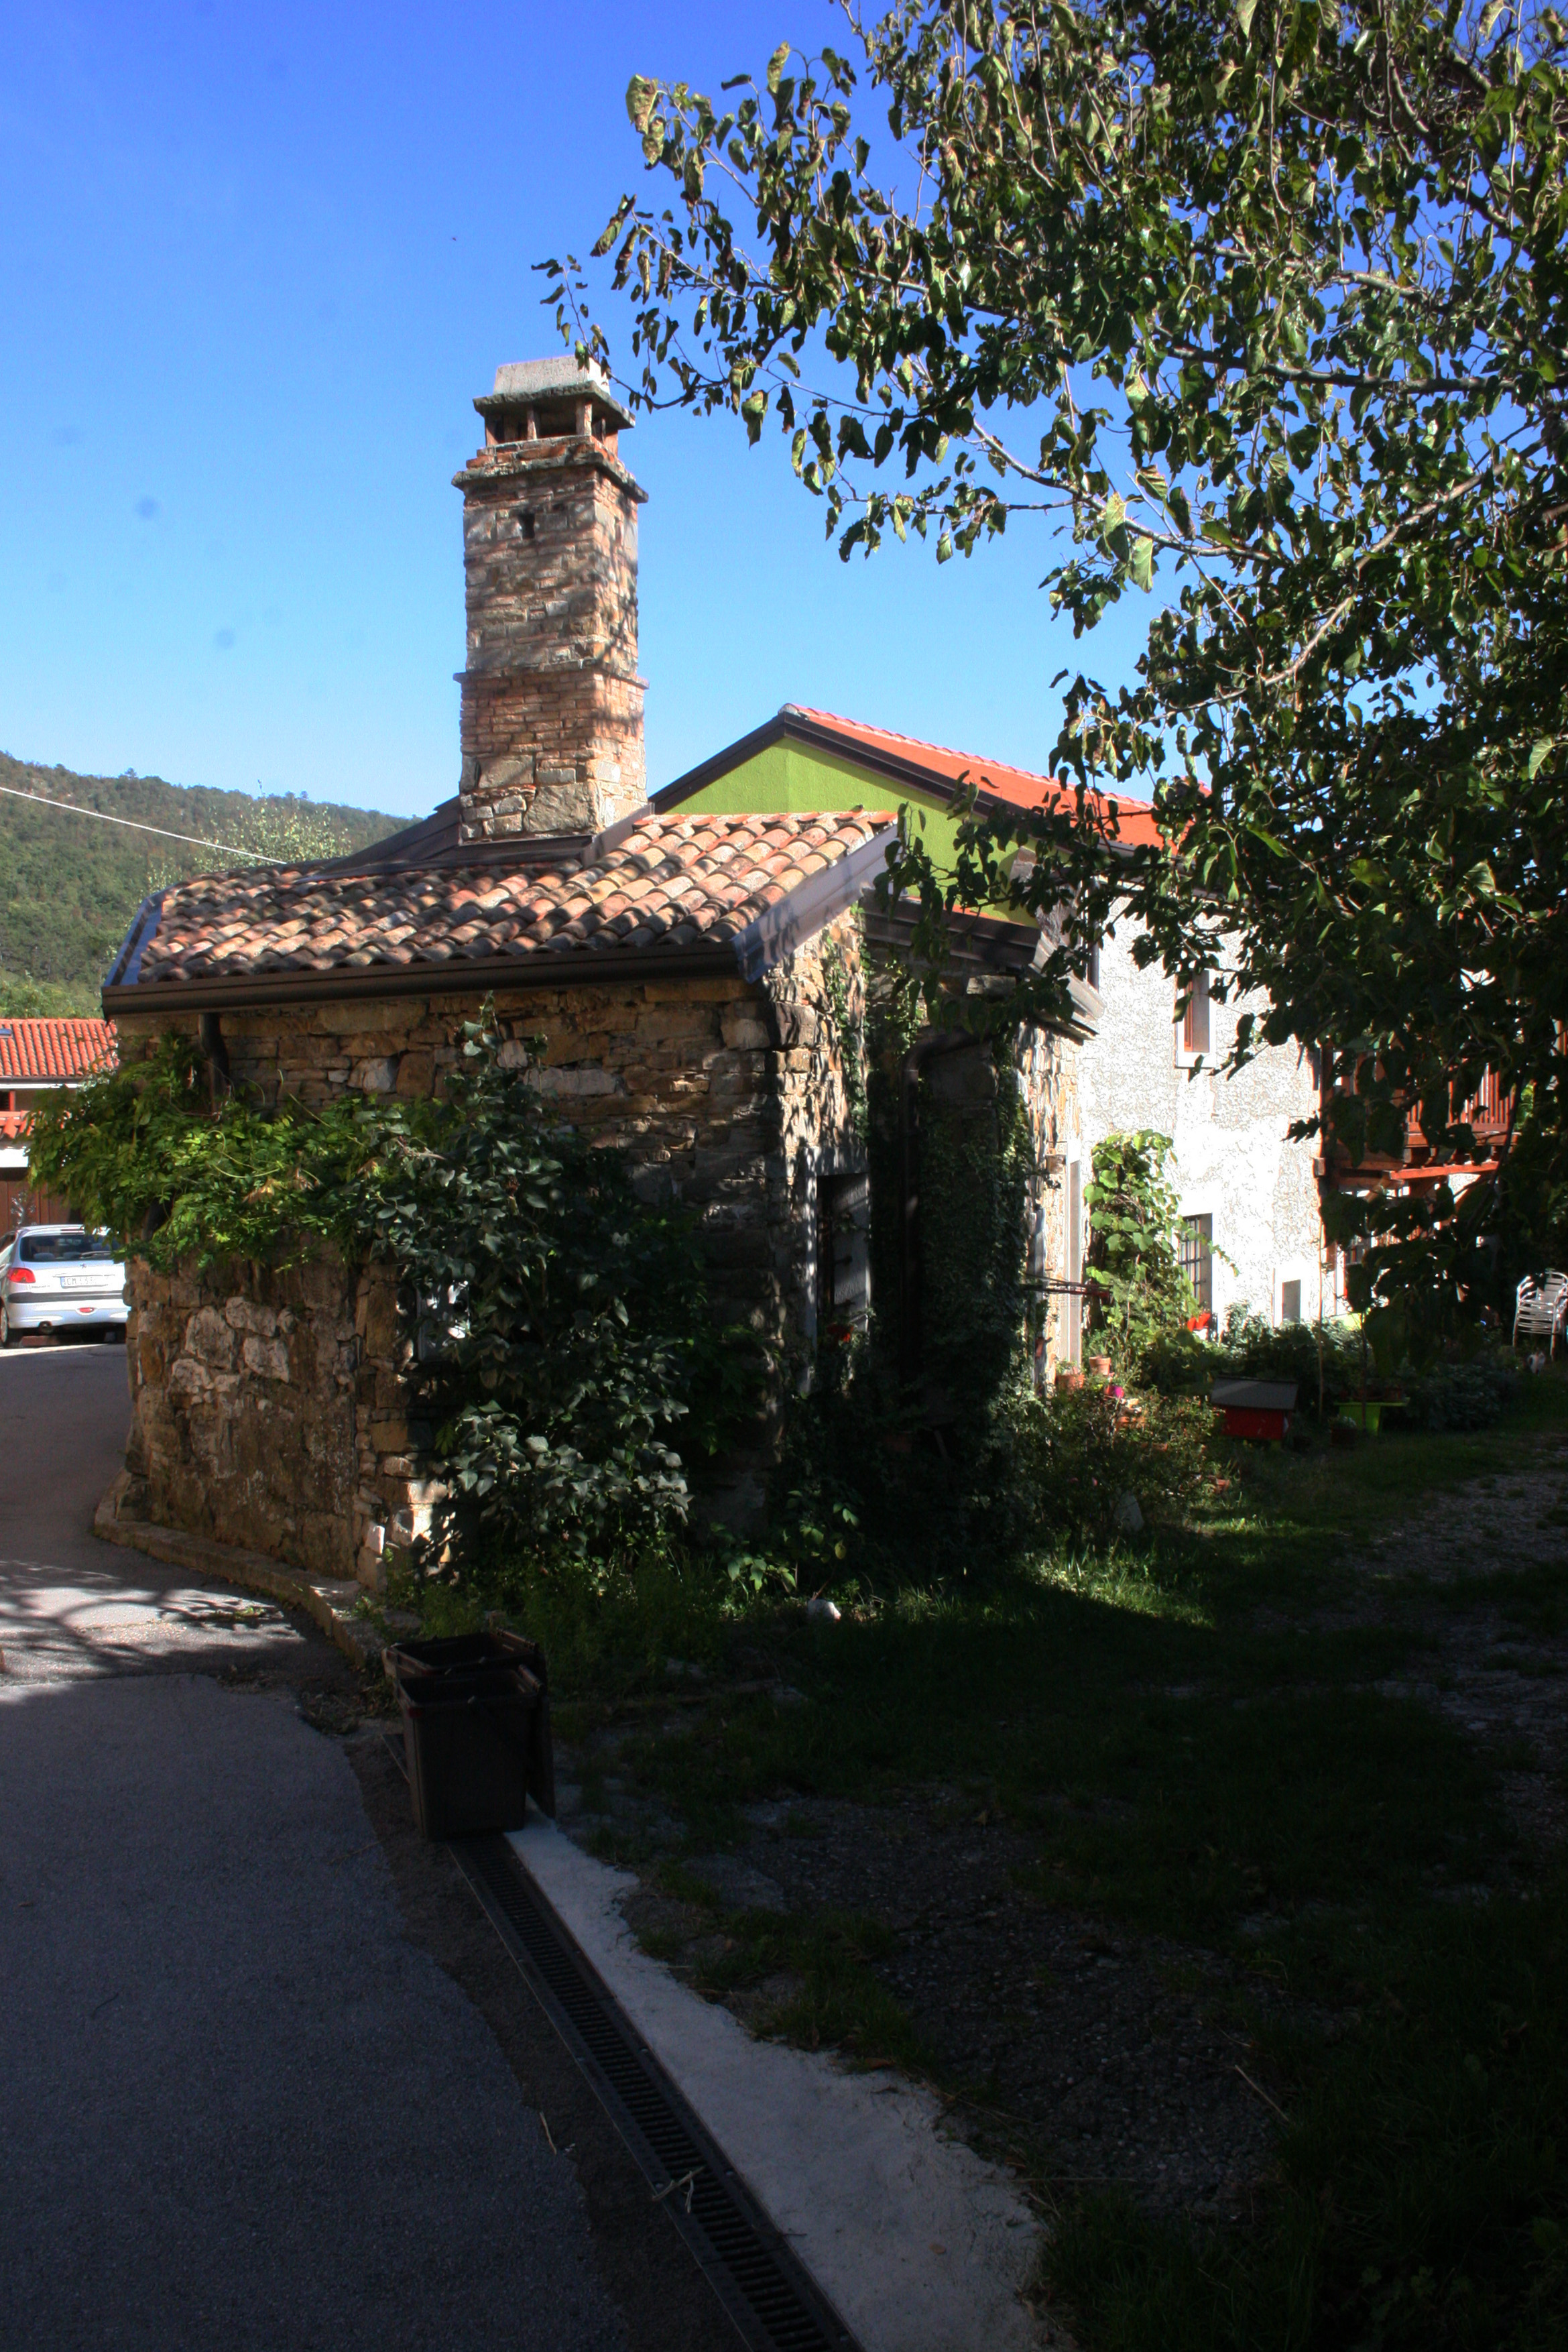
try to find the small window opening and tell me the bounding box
[817,1171,871,1336]
[1180,1214,1213,1315]
[1181,970,1211,1056]
[516,508,536,540]
[1280,1278,1303,1325]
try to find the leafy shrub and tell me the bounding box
[1138,1322,1219,1395]
[762,1329,995,1583]
[27,1029,375,1267]
[1215,1307,1366,1418]
[1013,1385,1213,1547]
[373,1031,751,1578]
[1085,1131,1197,1374]
[1403,1358,1518,1432]
[31,1018,754,1584]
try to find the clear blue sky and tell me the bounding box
[0,1,1156,820]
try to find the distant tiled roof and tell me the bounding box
[117,810,895,990]
[0,1018,117,1083]
[780,708,1162,845]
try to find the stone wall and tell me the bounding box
[456,435,646,840]
[114,920,867,1578]
[124,1253,362,1580]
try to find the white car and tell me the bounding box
[1,1225,129,1345]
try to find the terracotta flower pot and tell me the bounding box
[1087,1354,1113,1378]
[1056,1367,1085,1393]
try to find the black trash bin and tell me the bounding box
[387,1631,556,1840]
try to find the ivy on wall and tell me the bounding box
[917,1059,1032,1415]
[819,923,868,1142]
[855,941,1032,1421]
[1085,1130,1197,1374]
[29,1022,751,1578]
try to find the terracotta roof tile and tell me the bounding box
[0,1018,117,1082]
[781,707,1162,847]
[128,811,894,989]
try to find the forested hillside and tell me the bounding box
[0,753,410,1014]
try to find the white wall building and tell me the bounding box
[1075,925,1330,1340]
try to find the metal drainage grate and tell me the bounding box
[447,1829,858,2352]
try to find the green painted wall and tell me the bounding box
[668,739,973,874]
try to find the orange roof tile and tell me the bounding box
[122,811,895,990]
[783,707,1162,847]
[0,1018,117,1082]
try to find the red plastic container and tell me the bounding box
[1217,1404,1292,1442]
[1210,1378,1298,1445]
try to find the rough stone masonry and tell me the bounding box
[113,925,867,1585]
[457,357,647,841]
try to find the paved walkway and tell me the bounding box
[0,1342,626,2351]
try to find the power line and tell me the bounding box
[0,780,265,863]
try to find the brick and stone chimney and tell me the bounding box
[454,357,648,841]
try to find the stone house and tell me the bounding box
[1078,931,1327,1333]
[651,705,1330,1356]
[100,359,915,1582]
[98,353,1329,1592]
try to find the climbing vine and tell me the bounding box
[1084,1130,1197,1374]
[29,1020,751,1575]
[819,919,867,1143]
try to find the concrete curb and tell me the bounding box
[511,1816,1049,2352]
[93,1473,383,1673]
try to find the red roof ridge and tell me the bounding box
[782,704,1156,815]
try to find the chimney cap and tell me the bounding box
[475,355,635,431]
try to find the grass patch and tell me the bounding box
[1051,1873,1568,2351]
[640,1860,928,2070]
[395,1370,1568,2348]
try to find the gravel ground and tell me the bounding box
[567,1770,1278,2228]
[729,1795,1272,2224]
[1327,1450,1568,1850]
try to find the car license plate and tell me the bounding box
[58,1273,107,1290]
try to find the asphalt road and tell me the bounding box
[0,1341,731,2352]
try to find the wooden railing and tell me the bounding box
[1325,1062,1514,1180]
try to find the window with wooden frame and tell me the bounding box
[1178,970,1211,1059]
[1179,1213,1213,1313]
